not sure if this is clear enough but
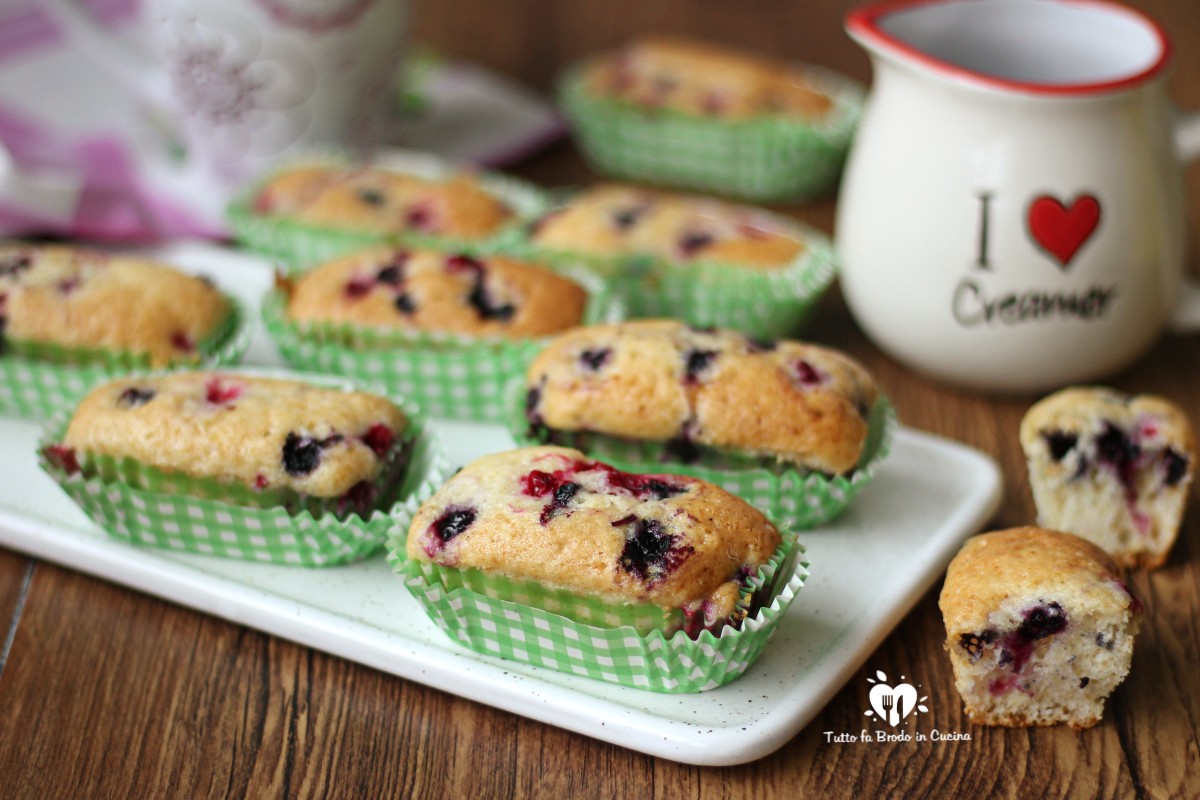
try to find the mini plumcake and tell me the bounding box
[284,247,589,338]
[582,38,833,121]
[250,164,514,239]
[0,243,232,366]
[528,184,804,269]
[524,320,878,475]
[49,372,409,513]
[406,445,782,633]
[940,527,1142,728]
[1020,387,1195,569]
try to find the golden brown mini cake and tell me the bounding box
[57,372,407,500]
[285,247,589,338]
[940,527,1142,728]
[529,184,804,268]
[583,38,833,121]
[1020,386,1195,569]
[250,164,514,239]
[0,243,231,366]
[407,445,781,623]
[524,320,877,474]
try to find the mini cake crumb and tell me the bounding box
[940,526,1142,728]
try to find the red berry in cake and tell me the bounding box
[205,377,242,405]
[344,276,374,298]
[170,332,195,353]
[794,359,826,387]
[361,424,394,458]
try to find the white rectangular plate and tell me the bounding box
[0,243,1002,766]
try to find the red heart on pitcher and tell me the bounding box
[1027,194,1101,268]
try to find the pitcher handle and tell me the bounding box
[1175,108,1200,164]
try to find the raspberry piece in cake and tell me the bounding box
[284,247,588,339]
[528,184,805,269]
[58,373,407,500]
[1020,386,1195,569]
[524,320,879,474]
[406,445,781,620]
[250,164,514,240]
[0,244,232,367]
[940,527,1142,728]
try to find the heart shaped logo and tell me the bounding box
[869,682,919,727]
[1027,193,1101,268]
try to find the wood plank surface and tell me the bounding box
[2,0,1200,797]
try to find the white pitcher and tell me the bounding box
[836,0,1200,393]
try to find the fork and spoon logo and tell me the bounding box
[865,670,929,727]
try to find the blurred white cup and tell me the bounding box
[144,0,408,186]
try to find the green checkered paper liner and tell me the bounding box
[509,380,895,529]
[387,528,806,692]
[225,149,552,273]
[262,267,624,423]
[496,208,837,341]
[37,370,446,566]
[0,298,252,421]
[558,65,864,204]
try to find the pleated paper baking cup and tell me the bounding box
[509,384,895,529]
[386,527,806,692]
[0,299,251,421]
[261,267,624,423]
[497,210,837,341]
[558,65,864,204]
[226,149,551,273]
[37,371,445,566]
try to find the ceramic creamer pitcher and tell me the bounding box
[837,0,1200,393]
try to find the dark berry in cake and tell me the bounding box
[282,433,343,476]
[1164,448,1189,486]
[579,348,611,371]
[467,278,515,321]
[678,231,714,257]
[684,349,717,383]
[170,332,195,353]
[431,506,477,545]
[394,293,417,315]
[344,276,374,298]
[357,188,386,207]
[1042,430,1078,462]
[116,387,156,408]
[619,518,693,584]
[0,253,31,278]
[1019,602,1068,641]
[794,359,826,387]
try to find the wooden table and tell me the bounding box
[3,0,1200,796]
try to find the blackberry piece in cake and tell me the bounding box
[284,247,588,338]
[940,527,1142,728]
[528,184,804,268]
[249,164,514,240]
[52,372,408,508]
[583,38,833,121]
[524,320,878,474]
[406,445,781,631]
[0,243,232,367]
[1020,386,1195,569]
